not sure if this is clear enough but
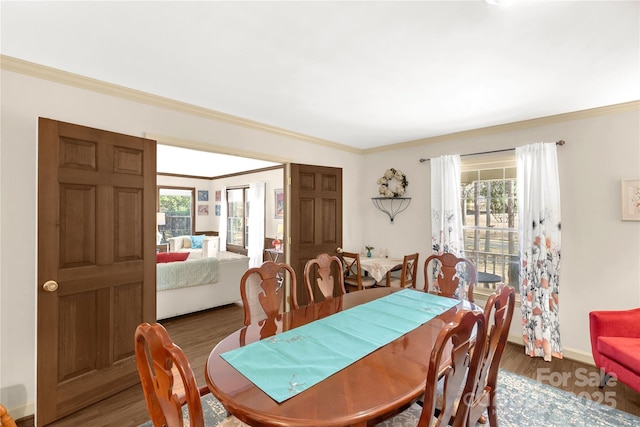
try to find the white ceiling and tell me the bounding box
[2,1,639,155]
[157,145,280,177]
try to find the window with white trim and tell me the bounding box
[226,187,250,250]
[158,187,194,243]
[461,154,520,296]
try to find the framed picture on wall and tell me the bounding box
[198,204,209,216]
[621,179,640,221]
[215,190,221,202]
[274,188,284,219]
[215,204,221,216]
[198,190,209,201]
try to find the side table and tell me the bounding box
[264,248,283,263]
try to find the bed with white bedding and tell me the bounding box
[156,251,249,319]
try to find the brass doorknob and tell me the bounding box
[43,280,58,292]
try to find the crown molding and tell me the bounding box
[145,132,290,165]
[3,55,637,157]
[0,55,362,154]
[366,100,640,154]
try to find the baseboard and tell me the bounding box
[4,401,34,427]
[507,333,595,366]
[16,414,34,427]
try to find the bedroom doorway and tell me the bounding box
[156,143,285,263]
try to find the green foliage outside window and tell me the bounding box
[158,188,193,242]
[461,167,519,292]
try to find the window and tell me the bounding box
[226,187,250,250]
[158,187,194,242]
[461,156,519,295]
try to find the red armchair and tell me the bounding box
[589,308,640,392]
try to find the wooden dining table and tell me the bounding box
[205,287,478,427]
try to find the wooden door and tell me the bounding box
[37,118,157,425]
[289,164,342,305]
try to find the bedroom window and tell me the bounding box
[227,187,250,251]
[158,187,194,243]
[461,155,520,296]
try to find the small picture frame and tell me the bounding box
[215,204,221,216]
[215,190,221,202]
[198,190,209,201]
[621,179,640,221]
[274,188,284,219]
[198,204,209,216]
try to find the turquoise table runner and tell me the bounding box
[220,289,458,402]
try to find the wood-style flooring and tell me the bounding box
[42,303,640,427]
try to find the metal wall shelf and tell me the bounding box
[371,197,412,223]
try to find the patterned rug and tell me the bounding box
[494,370,639,427]
[139,369,640,426]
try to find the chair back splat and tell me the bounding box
[424,253,476,302]
[339,251,377,291]
[423,309,486,427]
[387,253,419,288]
[240,261,312,326]
[135,323,247,427]
[134,322,205,427]
[468,284,516,426]
[303,253,346,304]
[376,309,486,427]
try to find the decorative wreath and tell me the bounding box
[377,168,408,197]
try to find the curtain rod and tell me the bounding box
[418,140,565,163]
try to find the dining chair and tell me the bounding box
[466,284,516,426]
[240,261,312,326]
[424,253,476,303]
[386,253,419,288]
[303,253,346,303]
[0,404,17,427]
[134,322,246,427]
[339,251,377,291]
[378,309,487,427]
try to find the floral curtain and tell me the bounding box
[516,142,562,361]
[430,155,468,298]
[247,182,265,268]
[431,154,464,255]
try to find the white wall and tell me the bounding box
[361,107,640,363]
[0,69,363,419]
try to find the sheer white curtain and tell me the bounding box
[516,142,562,361]
[247,182,265,268]
[219,186,227,252]
[430,154,464,255]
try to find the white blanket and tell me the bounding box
[157,257,219,292]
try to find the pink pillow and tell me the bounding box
[156,252,189,263]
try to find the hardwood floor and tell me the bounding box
[43,303,640,427]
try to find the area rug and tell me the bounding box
[139,369,640,426]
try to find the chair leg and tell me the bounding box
[487,407,498,427]
[599,372,612,388]
[485,390,498,426]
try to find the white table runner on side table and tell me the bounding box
[360,257,403,283]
